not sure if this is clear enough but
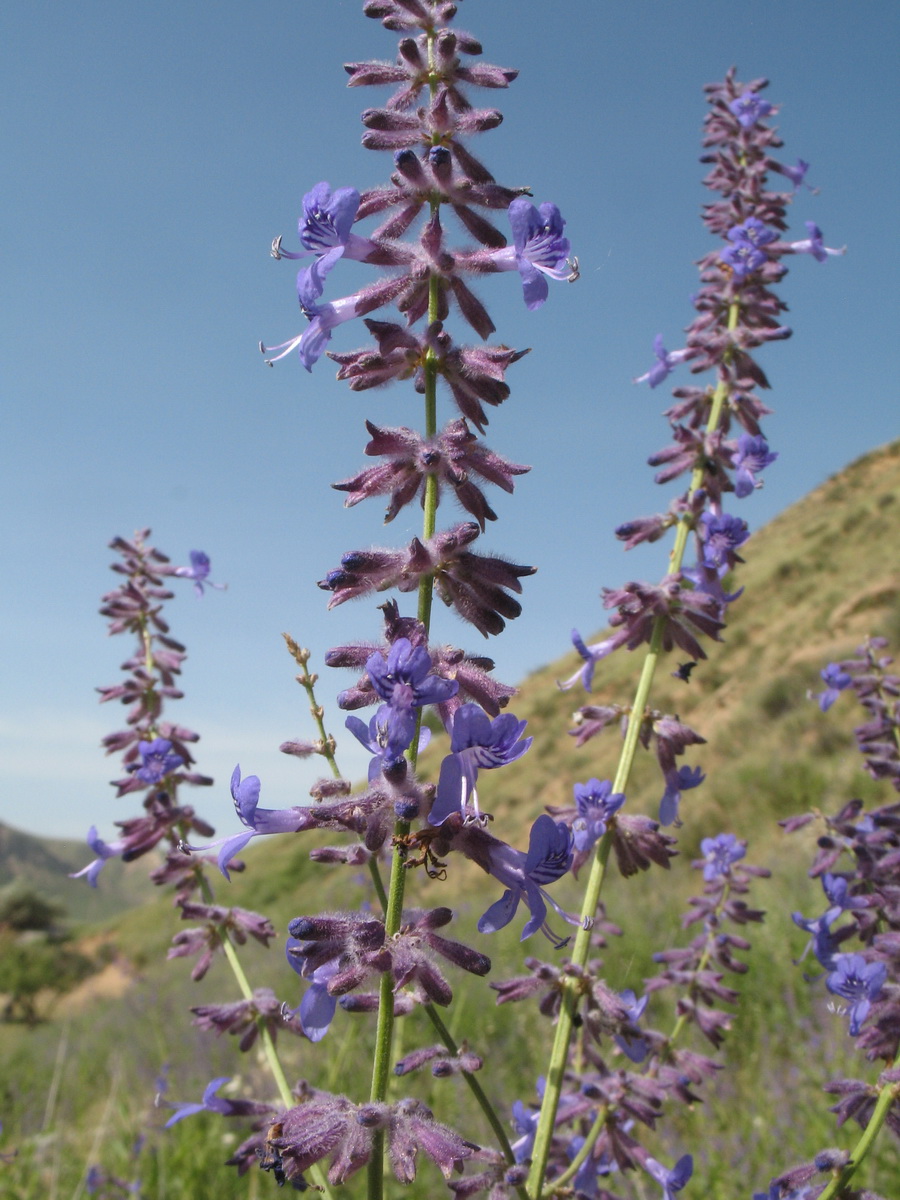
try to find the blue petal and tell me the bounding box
[301,983,338,1043]
[478,888,520,934]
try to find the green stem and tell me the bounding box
[283,635,342,780]
[199,875,334,1198]
[423,1004,527,1199]
[542,1104,607,1195]
[817,1051,900,1200]
[222,962,335,1200]
[526,303,741,1197]
[368,43,442,1198]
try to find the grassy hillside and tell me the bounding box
[0,821,155,926]
[2,440,899,1198]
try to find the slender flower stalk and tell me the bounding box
[529,69,841,1195]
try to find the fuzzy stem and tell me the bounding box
[527,302,740,1197]
[368,41,442,1200]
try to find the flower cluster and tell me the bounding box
[747,663,900,1197]
[562,69,841,827]
[809,637,900,790]
[489,835,764,1196]
[71,532,219,887]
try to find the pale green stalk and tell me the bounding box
[817,1051,900,1200]
[195,873,334,1199]
[527,304,740,1197]
[367,35,442,1199]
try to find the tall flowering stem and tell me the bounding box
[529,71,841,1196]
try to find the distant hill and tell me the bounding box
[0,821,154,926]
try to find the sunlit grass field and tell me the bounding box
[3,853,900,1199]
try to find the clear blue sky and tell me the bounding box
[3,1,898,840]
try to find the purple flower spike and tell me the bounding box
[69,825,126,887]
[173,550,226,597]
[733,433,777,498]
[787,221,846,262]
[429,703,532,825]
[164,1076,233,1128]
[488,198,576,309]
[812,662,852,712]
[728,89,773,127]
[699,833,746,881]
[633,335,693,388]
[645,1153,693,1200]
[478,815,577,945]
[826,953,887,1036]
[132,737,184,783]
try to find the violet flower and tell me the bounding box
[571,778,625,855]
[477,815,578,945]
[558,628,625,692]
[659,764,705,827]
[214,765,315,879]
[644,1153,693,1200]
[614,988,649,1063]
[429,703,532,825]
[698,511,749,571]
[773,157,813,190]
[262,293,362,371]
[271,182,372,302]
[487,198,576,309]
[510,1094,542,1164]
[733,433,777,498]
[69,825,126,887]
[728,89,773,127]
[345,704,428,782]
[633,334,693,388]
[699,833,745,881]
[811,662,852,712]
[173,550,225,597]
[791,905,845,971]
[365,637,459,712]
[164,1076,233,1128]
[826,953,887,1036]
[786,221,846,262]
[131,737,184,783]
[720,221,774,279]
[284,939,340,1042]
